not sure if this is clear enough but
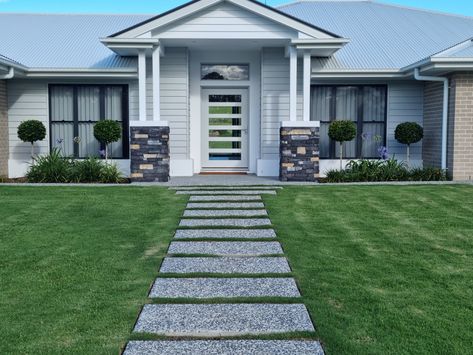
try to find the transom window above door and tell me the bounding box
[201,64,249,81]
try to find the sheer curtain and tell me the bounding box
[105,86,124,158]
[311,87,332,158]
[50,86,74,156]
[335,87,357,158]
[362,87,386,157]
[78,86,101,158]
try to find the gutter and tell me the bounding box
[0,67,15,79]
[413,68,448,170]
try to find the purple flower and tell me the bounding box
[56,138,64,145]
[361,132,373,141]
[378,146,389,160]
[99,149,106,158]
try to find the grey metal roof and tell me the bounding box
[279,0,473,70]
[0,13,151,69]
[436,40,473,58]
[1,1,473,70]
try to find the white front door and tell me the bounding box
[201,88,249,171]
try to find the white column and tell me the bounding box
[152,45,161,122]
[303,51,311,122]
[289,46,298,122]
[138,50,147,122]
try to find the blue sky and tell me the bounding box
[0,0,472,16]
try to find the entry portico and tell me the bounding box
[101,0,347,180]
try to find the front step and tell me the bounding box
[159,257,291,274]
[149,278,301,299]
[124,340,323,355]
[179,218,271,227]
[174,229,277,240]
[183,209,268,217]
[133,304,315,336]
[177,190,277,195]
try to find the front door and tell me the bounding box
[201,88,249,171]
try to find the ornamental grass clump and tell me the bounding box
[93,120,121,162]
[395,122,424,167]
[17,120,46,160]
[328,120,357,170]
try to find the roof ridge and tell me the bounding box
[370,1,473,21]
[277,0,370,10]
[0,12,154,16]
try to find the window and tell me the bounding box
[312,85,387,159]
[201,64,249,81]
[49,85,129,159]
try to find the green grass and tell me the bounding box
[0,187,186,354]
[264,185,473,355]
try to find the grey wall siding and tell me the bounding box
[146,47,189,160]
[387,82,424,162]
[152,2,296,39]
[260,47,303,160]
[422,82,443,168]
[0,80,9,176]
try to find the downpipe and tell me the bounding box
[413,68,448,170]
[0,67,15,79]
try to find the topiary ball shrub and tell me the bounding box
[93,120,121,161]
[17,120,46,158]
[328,120,357,169]
[395,122,424,166]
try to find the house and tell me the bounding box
[1,0,473,181]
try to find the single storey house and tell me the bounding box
[1,0,473,181]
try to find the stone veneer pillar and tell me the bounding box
[130,124,170,182]
[280,122,320,182]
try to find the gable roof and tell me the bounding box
[0,1,473,72]
[109,0,341,39]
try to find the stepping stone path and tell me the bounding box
[124,186,323,355]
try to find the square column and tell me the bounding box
[289,46,298,122]
[152,45,161,122]
[303,51,311,122]
[138,50,147,122]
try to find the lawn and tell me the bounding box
[0,187,186,354]
[264,185,473,355]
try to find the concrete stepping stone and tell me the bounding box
[174,229,277,240]
[133,304,315,336]
[183,209,268,217]
[178,190,277,195]
[187,202,265,209]
[189,195,262,202]
[171,186,283,190]
[124,340,323,355]
[149,278,301,298]
[168,242,283,256]
[160,257,291,274]
[179,219,271,227]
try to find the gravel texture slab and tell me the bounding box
[178,190,277,195]
[174,229,277,240]
[183,209,268,217]
[149,278,301,298]
[171,186,282,190]
[189,195,262,202]
[159,257,291,274]
[133,304,315,336]
[168,242,283,256]
[187,202,265,209]
[124,340,323,355]
[179,219,271,227]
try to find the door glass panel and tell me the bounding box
[209,106,241,114]
[209,141,241,149]
[209,130,241,138]
[209,117,241,126]
[209,153,242,161]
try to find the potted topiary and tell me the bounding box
[395,122,423,167]
[328,120,357,170]
[17,120,47,160]
[93,120,121,162]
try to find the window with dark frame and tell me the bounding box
[49,84,129,159]
[311,85,387,159]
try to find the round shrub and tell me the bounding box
[18,120,46,145]
[395,122,424,146]
[328,120,357,143]
[93,120,121,145]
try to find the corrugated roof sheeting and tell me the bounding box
[1,2,473,70]
[0,13,150,69]
[442,44,473,58]
[279,0,473,70]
